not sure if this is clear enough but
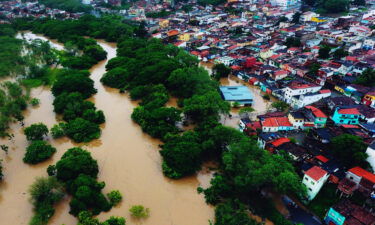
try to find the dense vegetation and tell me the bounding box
[355,68,375,87]
[24,123,49,141]
[302,0,349,14]
[52,147,112,216]
[39,0,93,13]
[197,0,226,6]
[331,134,370,169]
[0,82,28,137]
[24,140,56,164]
[0,24,23,78]
[29,177,64,225]
[129,205,150,218]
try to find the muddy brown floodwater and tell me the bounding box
[0,32,214,225]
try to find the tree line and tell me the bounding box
[11,15,140,143]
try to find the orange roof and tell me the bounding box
[305,166,327,181]
[305,106,327,118]
[167,30,179,37]
[348,167,375,184]
[338,108,361,115]
[316,155,329,163]
[262,117,292,127]
[319,89,331,94]
[270,137,290,147]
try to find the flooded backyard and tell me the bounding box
[0,33,214,225]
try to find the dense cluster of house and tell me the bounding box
[0,0,83,19]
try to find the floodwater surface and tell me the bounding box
[0,32,214,225]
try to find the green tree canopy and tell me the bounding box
[51,70,96,99]
[331,134,369,168]
[212,63,231,80]
[24,123,49,141]
[160,131,203,178]
[355,69,375,87]
[184,91,230,122]
[318,45,331,59]
[167,67,215,98]
[23,141,56,164]
[56,147,99,182]
[63,118,101,143]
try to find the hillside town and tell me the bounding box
[1,0,375,225]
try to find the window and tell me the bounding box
[308,188,312,191]
[311,181,315,185]
[350,176,353,180]
[340,120,343,123]
[305,177,308,181]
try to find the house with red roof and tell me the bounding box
[346,167,375,196]
[362,91,375,107]
[332,106,361,125]
[260,116,294,132]
[303,106,328,128]
[302,166,329,200]
[338,166,375,198]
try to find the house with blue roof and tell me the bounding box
[219,86,253,106]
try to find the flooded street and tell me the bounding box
[219,75,272,129]
[0,33,214,225]
[199,62,272,129]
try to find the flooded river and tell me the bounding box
[0,33,214,225]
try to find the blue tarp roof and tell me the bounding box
[220,86,253,101]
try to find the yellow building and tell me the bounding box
[259,49,274,59]
[334,85,345,94]
[311,17,327,23]
[179,33,190,42]
[159,19,169,28]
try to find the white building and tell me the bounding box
[301,11,319,22]
[215,56,235,66]
[270,0,298,8]
[363,37,375,50]
[283,83,322,104]
[303,166,329,201]
[366,142,375,171]
[290,90,331,109]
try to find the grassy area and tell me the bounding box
[307,183,340,219]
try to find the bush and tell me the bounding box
[47,165,56,176]
[67,174,111,216]
[129,205,149,218]
[29,177,64,225]
[55,147,99,182]
[30,98,40,106]
[24,123,49,141]
[51,123,65,139]
[107,190,122,206]
[64,118,101,143]
[262,94,271,100]
[23,141,56,164]
[51,71,96,98]
[100,67,128,89]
